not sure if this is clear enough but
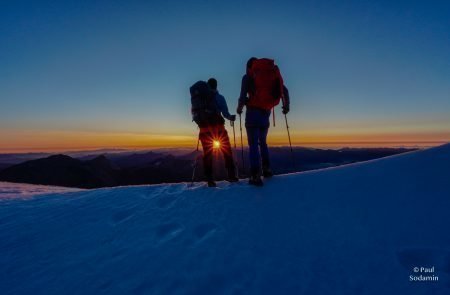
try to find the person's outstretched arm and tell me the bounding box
[282,85,290,114]
[237,75,249,114]
[216,93,235,121]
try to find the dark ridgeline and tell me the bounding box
[120,154,196,185]
[0,154,119,188]
[0,163,11,171]
[0,152,199,188]
[0,147,415,188]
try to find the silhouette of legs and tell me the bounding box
[199,125,236,181]
[199,132,214,181]
[247,126,270,176]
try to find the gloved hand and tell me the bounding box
[236,105,243,115]
[282,105,290,114]
[229,115,236,122]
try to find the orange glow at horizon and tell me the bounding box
[0,129,448,153]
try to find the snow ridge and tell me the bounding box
[1,144,449,294]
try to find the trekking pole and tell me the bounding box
[190,136,201,187]
[230,120,240,178]
[231,120,237,149]
[272,107,276,127]
[284,113,296,172]
[239,114,246,174]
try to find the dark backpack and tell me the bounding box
[247,58,284,111]
[190,81,224,128]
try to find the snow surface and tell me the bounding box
[0,182,82,200]
[1,144,450,295]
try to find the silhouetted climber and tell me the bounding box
[190,78,238,187]
[237,57,290,186]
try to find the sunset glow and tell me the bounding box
[0,128,447,153]
[0,1,449,153]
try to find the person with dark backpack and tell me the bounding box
[190,79,238,187]
[236,57,290,186]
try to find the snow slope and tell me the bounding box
[1,144,450,295]
[0,182,82,200]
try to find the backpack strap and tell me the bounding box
[271,65,284,126]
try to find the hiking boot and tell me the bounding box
[207,180,217,187]
[249,174,263,186]
[262,167,274,178]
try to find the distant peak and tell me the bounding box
[92,154,108,161]
[47,154,75,161]
[87,154,111,164]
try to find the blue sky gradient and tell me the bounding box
[1,0,449,150]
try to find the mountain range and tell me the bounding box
[0,147,415,188]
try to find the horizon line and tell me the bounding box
[0,141,448,154]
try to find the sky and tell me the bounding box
[1,0,449,152]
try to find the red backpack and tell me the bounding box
[247,58,284,113]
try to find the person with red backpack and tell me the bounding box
[237,57,290,186]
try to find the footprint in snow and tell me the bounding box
[156,195,178,210]
[141,184,187,200]
[192,222,219,246]
[186,182,204,190]
[138,186,169,200]
[155,223,184,244]
[164,184,188,195]
[111,208,135,225]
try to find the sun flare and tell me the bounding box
[213,140,221,149]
